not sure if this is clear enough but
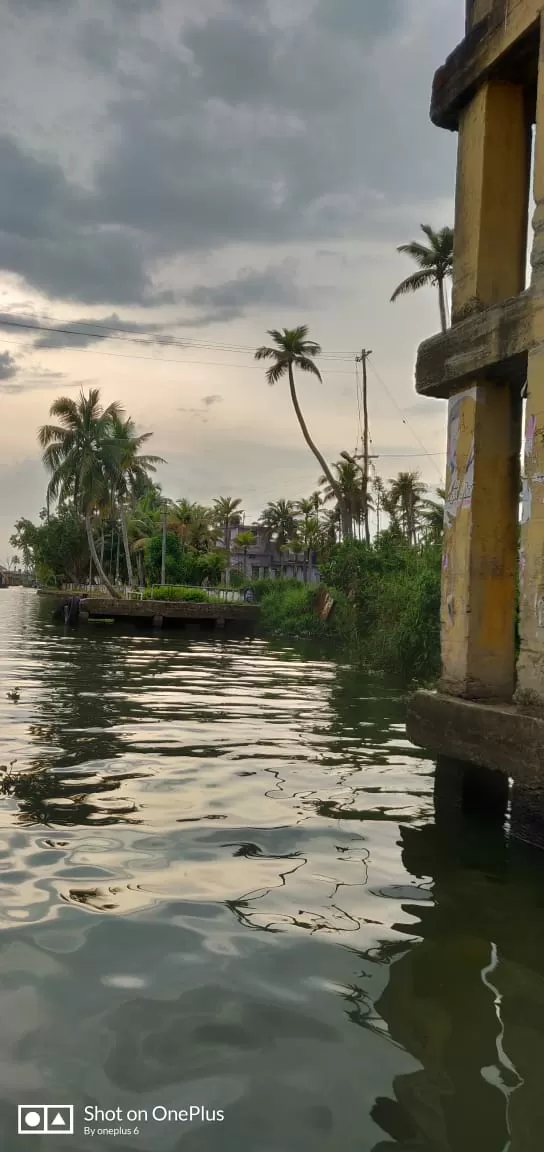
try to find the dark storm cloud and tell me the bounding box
[0,135,170,306]
[0,352,18,381]
[32,313,165,349]
[0,0,457,308]
[183,263,300,323]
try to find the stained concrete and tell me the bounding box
[408,690,544,846]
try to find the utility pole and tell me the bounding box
[355,349,372,544]
[161,503,167,586]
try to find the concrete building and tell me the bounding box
[407,0,544,842]
[229,523,320,584]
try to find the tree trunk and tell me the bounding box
[288,363,352,539]
[438,277,448,333]
[85,512,121,598]
[136,551,144,587]
[119,506,134,588]
[115,531,120,583]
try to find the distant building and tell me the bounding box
[229,523,320,584]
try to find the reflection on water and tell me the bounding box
[0,590,543,1150]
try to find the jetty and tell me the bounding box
[79,596,259,630]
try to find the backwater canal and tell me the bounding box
[0,589,543,1151]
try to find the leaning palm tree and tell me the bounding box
[255,326,351,538]
[38,389,124,597]
[391,225,454,333]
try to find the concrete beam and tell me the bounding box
[415,292,531,398]
[407,690,544,778]
[431,4,539,131]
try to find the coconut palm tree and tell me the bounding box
[38,389,124,598]
[234,531,257,580]
[391,225,454,333]
[420,487,446,544]
[290,516,321,583]
[387,471,427,546]
[255,326,351,538]
[213,496,243,585]
[108,415,164,588]
[320,457,374,542]
[259,499,298,577]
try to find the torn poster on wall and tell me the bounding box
[444,387,477,527]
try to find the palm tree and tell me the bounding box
[213,497,243,585]
[259,499,298,577]
[320,456,373,542]
[420,487,446,544]
[387,471,427,546]
[38,389,124,598]
[255,326,351,538]
[372,473,386,537]
[234,531,257,580]
[290,516,321,583]
[391,225,454,333]
[108,415,164,588]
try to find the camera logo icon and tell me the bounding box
[18,1106,74,1135]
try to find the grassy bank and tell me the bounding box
[253,535,441,681]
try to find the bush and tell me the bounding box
[254,537,441,682]
[257,581,356,642]
[142,585,210,603]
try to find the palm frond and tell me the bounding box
[296,356,322,381]
[391,271,434,301]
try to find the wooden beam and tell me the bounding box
[415,292,533,398]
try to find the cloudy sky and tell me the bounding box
[0,0,463,557]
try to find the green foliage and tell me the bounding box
[142,585,211,603]
[256,580,355,642]
[144,535,224,586]
[10,506,89,586]
[320,536,441,679]
[253,537,441,680]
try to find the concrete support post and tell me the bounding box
[441,80,529,699]
[517,24,544,712]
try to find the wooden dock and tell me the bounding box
[79,596,259,630]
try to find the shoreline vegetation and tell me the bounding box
[12,282,452,685]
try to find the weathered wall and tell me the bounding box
[441,76,528,698]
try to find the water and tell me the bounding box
[1,590,544,1151]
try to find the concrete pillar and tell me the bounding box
[441,80,529,699]
[517,25,544,712]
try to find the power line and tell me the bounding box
[0,329,369,375]
[368,359,444,481]
[0,313,355,361]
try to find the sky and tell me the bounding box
[0,0,465,558]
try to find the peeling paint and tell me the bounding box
[521,477,532,524]
[525,413,537,458]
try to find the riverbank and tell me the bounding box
[253,536,441,681]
